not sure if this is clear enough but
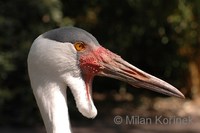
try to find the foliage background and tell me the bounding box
[0,0,200,129]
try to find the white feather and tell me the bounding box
[28,35,97,133]
[63,74,97,118]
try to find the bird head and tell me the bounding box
[28,27,184,119]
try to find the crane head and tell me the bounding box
[28,27,184,119]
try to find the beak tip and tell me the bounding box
[173,89,185,99]
[178,93,185,99]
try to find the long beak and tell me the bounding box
[97,47,185,98]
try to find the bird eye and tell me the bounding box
[74,42,86,51]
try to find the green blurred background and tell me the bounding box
[0,0,200,132]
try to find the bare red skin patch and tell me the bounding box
[79,46,114,101]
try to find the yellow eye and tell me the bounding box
[74,42,86,51]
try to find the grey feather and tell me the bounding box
[42,27,99,45]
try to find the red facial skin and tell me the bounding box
[79,46,116,101]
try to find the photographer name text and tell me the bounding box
[113,115,192,125]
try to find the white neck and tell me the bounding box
[32,78,71,133]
